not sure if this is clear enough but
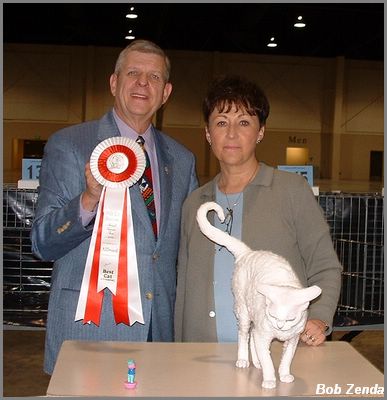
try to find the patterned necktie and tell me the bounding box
[136,136,157,238]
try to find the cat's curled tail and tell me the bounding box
[196,201,251,260]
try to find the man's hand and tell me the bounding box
[81,162,103,211]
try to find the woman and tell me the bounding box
[174,75,342,346]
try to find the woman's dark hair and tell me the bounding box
[202,75,270,126]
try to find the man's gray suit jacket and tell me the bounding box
[31,110,198,374]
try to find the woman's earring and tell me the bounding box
[256,139,261,144]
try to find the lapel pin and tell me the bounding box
[164,166,169,174]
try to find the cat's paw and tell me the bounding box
[280,374,294,383]
[235,359,250,368]
[262,380,276,389]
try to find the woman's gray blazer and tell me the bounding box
[175,163,342,342]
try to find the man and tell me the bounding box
[31,40,198,374]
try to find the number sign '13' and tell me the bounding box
[22,158,42,180]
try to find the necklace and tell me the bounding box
[220,163,259,236]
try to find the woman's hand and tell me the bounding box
[300,319,328,346]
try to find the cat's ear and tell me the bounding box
[256,283,277,301]
[301,285,322,302]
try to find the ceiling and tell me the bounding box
[3,3,384,61]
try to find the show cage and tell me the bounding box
[3,184,51,327]
[318,192,384,328]
[3,185,384,330]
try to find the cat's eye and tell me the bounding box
[286,317,296,322]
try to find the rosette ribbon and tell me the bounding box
[75,137,146,326]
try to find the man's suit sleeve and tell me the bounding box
[31,133,93,261]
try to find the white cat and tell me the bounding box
[196,201,322,389]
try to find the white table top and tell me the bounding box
[47,340,384,397]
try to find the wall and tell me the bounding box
[339,60,384,180]
[4,44,86,182]
[3,43,384,185]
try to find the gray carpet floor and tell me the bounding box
[3,328,384,397]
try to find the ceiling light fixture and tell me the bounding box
[125,30,135,40]
[126,6,138,19]
[267,37,277,48]
[294,15,306,28]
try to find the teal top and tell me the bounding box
[214,186,243,342]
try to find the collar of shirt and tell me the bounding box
[111,108,161,229]
[112,108,156,155]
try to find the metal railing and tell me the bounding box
[318,192,384,329]
[3,186,384,329]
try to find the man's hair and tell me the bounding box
[114,39,171,81]
[202,75,270,126]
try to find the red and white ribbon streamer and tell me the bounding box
[75,137,145,326]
